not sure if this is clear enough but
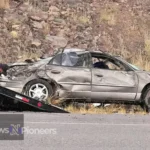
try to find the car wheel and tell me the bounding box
[143,87,150,113]
[24,79,53,103]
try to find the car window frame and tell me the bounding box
[89,52,133,72]
[48,51,91,69]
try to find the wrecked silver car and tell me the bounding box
[0,48,150,110]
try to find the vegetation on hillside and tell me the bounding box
[0,0,150,70]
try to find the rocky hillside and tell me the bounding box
[0,0,150,66]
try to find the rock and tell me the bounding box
[31,21,43,29]
[12,25,20,30]
[45,35,68,47]
[29,13,48,22]
[49,6,59,12]
[65,0,82,5]
[31,39,42,47]
[28,31,33,38]
[61,11,68,15]
[3,17,8,23]
[53,18,66,25]
[57,30,66,37]
[49,6,60,16]
[31,20,48,29]
[17,56,23,59]
[29,16,42,22]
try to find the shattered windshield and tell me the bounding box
[127,63,141,70]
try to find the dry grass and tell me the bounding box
[65,104,147,115]
[47,97,65,105]
[99,3,119,25]
[100,10,116,25]
[16,52,40,62]
[130,55,150,71]
[71,13,91,25]
[144,32,150,58]
[78,16,91,25]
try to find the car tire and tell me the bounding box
[24,79,53,103]
[143,87,150,113]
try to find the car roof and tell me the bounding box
[64,48,106,54]
[64,48,86,52]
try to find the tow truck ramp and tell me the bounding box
[0,86,69,113]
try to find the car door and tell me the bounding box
[91,55,138,101]
[46,50,92,100]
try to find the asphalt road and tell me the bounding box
[0,112,150,150]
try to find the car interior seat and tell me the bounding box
[93,61,109,69]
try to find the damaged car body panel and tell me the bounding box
[0,57,53,91]
[1,48,150,107]
[91,53,139,102]
[92,69,138,101]
[45,66,92,100]
[45,50,92,100]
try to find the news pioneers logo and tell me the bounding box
[9,124,22,135]
[0,114,24,140]
[0,124,23,135]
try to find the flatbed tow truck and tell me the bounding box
[0,86,69,113]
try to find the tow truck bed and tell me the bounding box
[0,86,69,113]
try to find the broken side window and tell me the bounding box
[91,54,127,71]
[51,53,62,65]
[50,51,90,68]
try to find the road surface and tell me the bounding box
[0,112,149,150]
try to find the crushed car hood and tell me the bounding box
[6,57,52,78]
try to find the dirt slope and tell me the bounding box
[0,0,150,64]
